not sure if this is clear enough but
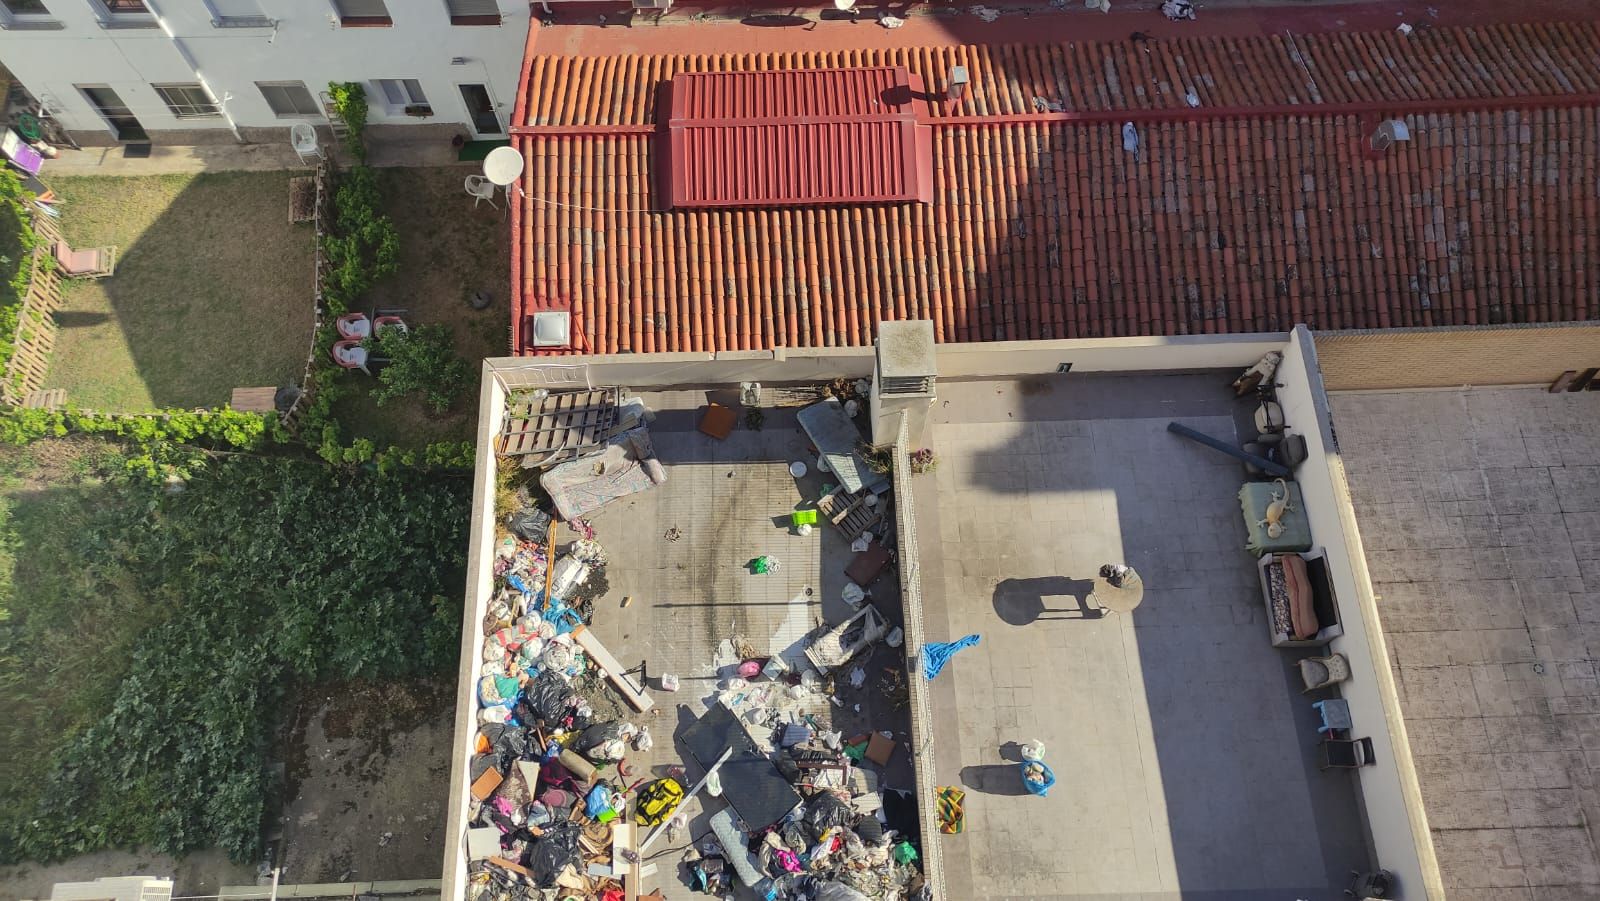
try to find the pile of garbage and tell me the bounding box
[469,503,658,900]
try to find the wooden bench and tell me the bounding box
[230,386,277,413]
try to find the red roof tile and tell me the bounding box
[512,24,1600,354]
[660,69,934,208]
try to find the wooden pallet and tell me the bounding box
[817,486,884,540]
[22,388,65,409]
[496,387,621,464]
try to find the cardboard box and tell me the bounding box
[467,826,502,860]
[866,732,896,766]
[470,766,504,801]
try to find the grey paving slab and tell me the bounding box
[1333,387,1600,899]
[919,374,1369,901]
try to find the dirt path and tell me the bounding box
[273,676,455,884]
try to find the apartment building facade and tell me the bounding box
[0,0,527,147]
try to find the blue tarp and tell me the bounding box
[922,634,981,680]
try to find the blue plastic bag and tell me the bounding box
[1020,760,1056,797]
[585,783,613,818]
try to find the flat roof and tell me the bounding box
[918,373,1372,899]
[1332,386,1600,899]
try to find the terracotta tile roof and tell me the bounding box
[512,23,1600,354]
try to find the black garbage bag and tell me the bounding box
[782,822,809,852]
[518,671,573,727]
[803,792,854,840]
[508,505,553,542]
[522,821,582,887]
[854,816,885,846]
[574,720,623,754]
[470,753,501,782]
[493,726,532,770]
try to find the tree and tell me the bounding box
[370,325,470,414]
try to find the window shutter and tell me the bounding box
[334,0,389,18]
[446,0,500,17]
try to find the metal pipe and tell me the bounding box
[1166,421,1290,477]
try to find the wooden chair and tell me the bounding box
[54,240,117,278]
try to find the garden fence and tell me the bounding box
[281,158,335,432]
[2,209,67,405]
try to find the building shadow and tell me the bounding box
[992,576,1097,624]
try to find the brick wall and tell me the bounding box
[1314,325,1600,392]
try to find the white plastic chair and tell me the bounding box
[465,175,497,209]
[290,123,321,165]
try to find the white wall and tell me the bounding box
[486,333,1292,393]
[440,361,505,901]
[935,332,1289,377]
[1277,325,1444,901]
[0,0,527,140]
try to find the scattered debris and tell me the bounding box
[1396,21,1413,35]
[970,4,1000,21]
[878,13,904,27]
[1122,121,1140,158]
[1161,0,1195,20]
[470,387,924,901]
[1185,88,1201,108]
[1032,96,1065,112]
[1086,0,1110,11]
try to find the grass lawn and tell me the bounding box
[0,439,157,837]
[328,166,508,449]
[44,173,314,411]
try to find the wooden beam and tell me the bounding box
[571,624,653,712]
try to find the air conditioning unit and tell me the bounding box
[875,320,936,398]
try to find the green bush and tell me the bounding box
[0,170,38,391]
[326,81,369,161]
[370,324,471,414]
[321,166,398,315]
[0,407,271,452]
[0,454,469,863]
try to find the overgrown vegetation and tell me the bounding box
[371,324,471,413]
[326,81,369,162]
[0,169,38,390]
[305,88,476,461]
[0,439,470,865]
[321,166,398,315]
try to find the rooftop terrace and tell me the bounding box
[917,373,1371,899]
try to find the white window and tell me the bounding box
[0,0,62,28]
[207,0,269,26]
[332,0,390,25]
[256,82,320,118]
[1,0,51,15]
[153,84,221,120]
[374,79,428,114]
[445,0,500,23]
[93,0,156,27]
